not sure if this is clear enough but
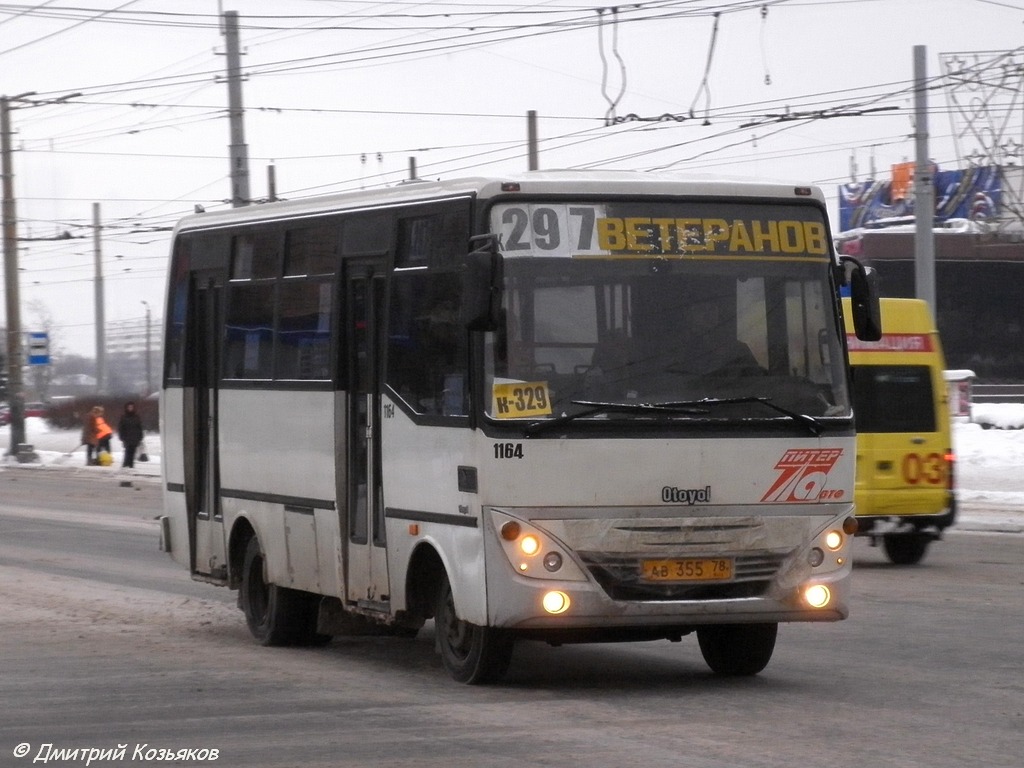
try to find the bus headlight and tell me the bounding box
[824,530,844,551]
[804,584,832,608]
[490,511,588,582]
[520,534,540,556]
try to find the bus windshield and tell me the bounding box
[484,200,850,424]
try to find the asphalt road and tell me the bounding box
[0,470,1021,768]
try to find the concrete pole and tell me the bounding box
[93,202,105,393]
[141,300,151,396]
[527,110,539,171]
[2,96,26,453]
[224,10,250,207]
[913,45,936,311]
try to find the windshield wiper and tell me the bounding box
[654,396,823,436]
[524,399,709,435]
[525,396,822,436]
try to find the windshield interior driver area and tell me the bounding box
[485,260,849,423]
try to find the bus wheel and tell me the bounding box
[434,575,513,684]
[240,536,322,646]
[697,623,777,676]
[883,533,930,565]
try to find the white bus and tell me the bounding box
[158,171,880,683]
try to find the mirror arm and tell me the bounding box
[469,233,499,256]
[839,255,882,342]
[838,254,865,285]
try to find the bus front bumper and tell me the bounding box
[486,564,851,635]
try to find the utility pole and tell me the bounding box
[93,202,105,393]
[267,163,277,202]
[913,44,936,311]
[2,90,78,456]
[527,110,539,171]
[141,300,151,396]
[223,10,251,207]
[2,95,26,454]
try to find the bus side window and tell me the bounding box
[165,237,191,382]
[387,272,467,416]
[224,283,276,379]
[277,281,332,380]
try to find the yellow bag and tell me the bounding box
[97,451,113,467]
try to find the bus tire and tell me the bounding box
[697,623,777,676]
[883,533,930,565]
[240,536,319,646]
[434,574,513,684]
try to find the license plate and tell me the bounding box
[641,557,734,582]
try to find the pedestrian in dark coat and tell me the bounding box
[117,402,145,468]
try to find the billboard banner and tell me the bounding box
[838,164,1001,232]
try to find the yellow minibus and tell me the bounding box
[843,298,955,564]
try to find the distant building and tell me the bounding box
[105,317,164,395]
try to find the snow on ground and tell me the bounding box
[970,402,1024,430]
[952,410,1024,524]
[0,417,161,477]
[953,403,1024,496]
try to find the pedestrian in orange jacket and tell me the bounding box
[82,405,113,466]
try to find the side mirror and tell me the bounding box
[460,234,503,331]
[842,256,882,341]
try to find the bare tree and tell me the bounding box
[24,300,61,402]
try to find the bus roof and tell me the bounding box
[171,170,828,235]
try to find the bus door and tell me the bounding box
[344,261,390,608]
[184,269,227,580]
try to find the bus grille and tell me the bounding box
[578,551,788,601]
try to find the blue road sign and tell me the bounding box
[27,331,49,365]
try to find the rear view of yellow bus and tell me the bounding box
[843,298,955,564]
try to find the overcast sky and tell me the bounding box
[2,0,1022,357]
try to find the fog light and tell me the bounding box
[520,534,540,556]
[824,530,843,551]
[542,590,571,614]
[543,551,563,572]
[804,584,831,608]
[808,547,824,567]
